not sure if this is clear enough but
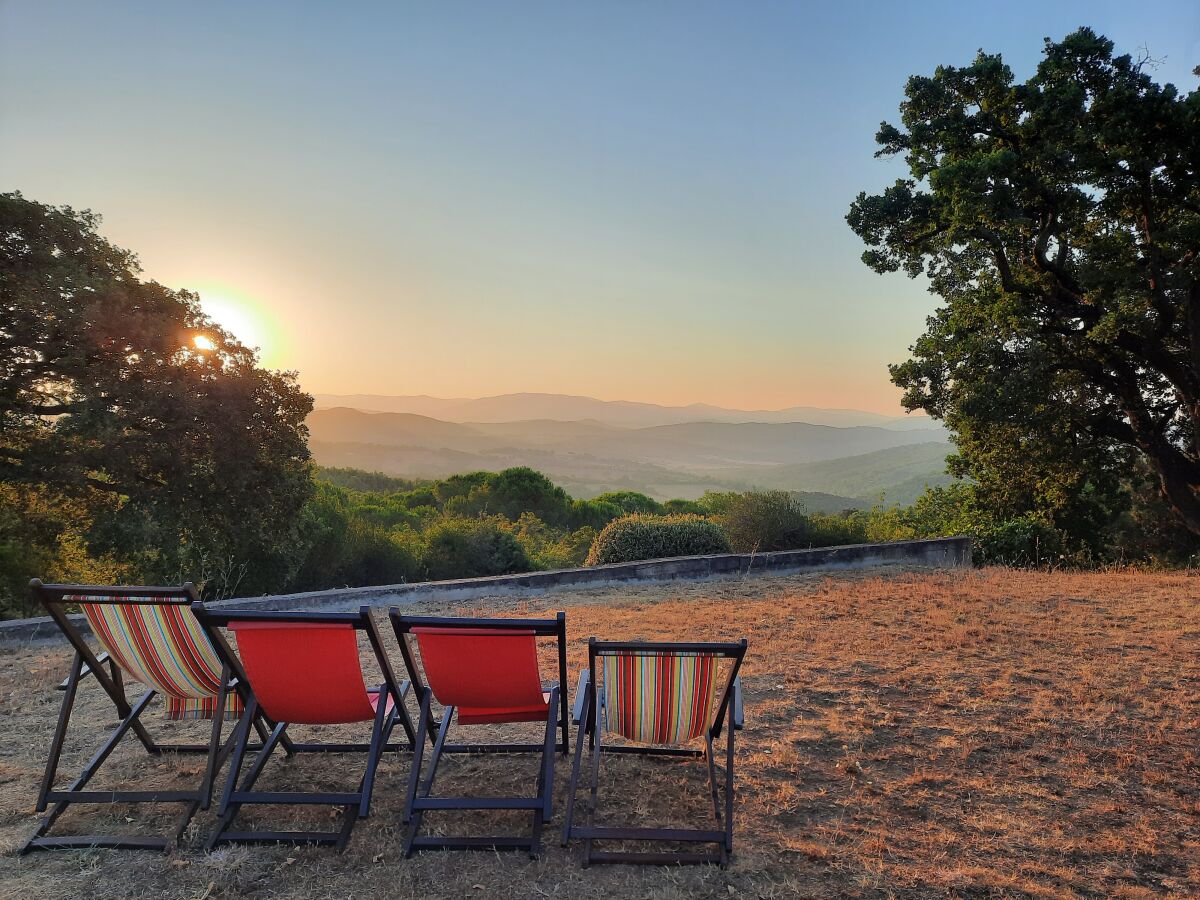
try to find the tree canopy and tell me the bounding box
[847,29,1200,539]
[0,192,313,595]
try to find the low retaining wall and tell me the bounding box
[0,536,971,646]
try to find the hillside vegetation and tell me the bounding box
[703,441,956,506]
[305,405,948,504]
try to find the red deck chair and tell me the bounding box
[561,639,747,867]
[191,604,415,852]
[389,610,569,858]
[23,580,261,854]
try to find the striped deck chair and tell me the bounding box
[191,604,415,852]
[561,639,747,867]
[23,580,260,854]
[389,611,570,858]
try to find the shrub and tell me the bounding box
[585,514,731,566]
[568,498,624,530]
[420,517,532,580]
[706,490,810,552]
[971,517,1065,567]
[592,491,661,514]
[806,512,868,547]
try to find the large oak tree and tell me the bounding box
[0,192,313,595]
[848,29,1200,538]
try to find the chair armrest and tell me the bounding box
[572,669,590,724]
[58,651,110,691]
[732,676,744,731]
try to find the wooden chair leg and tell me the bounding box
[200,673,232,810]
[357,685,393,819]
[560,688,591,847]
[36,652,84,813]
[217,697,259,815]
[404,702,453,858]
[529,686,559,858]
[725,720,736,855]
[207,719,288,850]
[402,691,432,826]
[583,691,605,868]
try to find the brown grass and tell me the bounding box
[0,566,1197,898]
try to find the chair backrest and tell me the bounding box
[192,607,397,726]
[391,612,567,715]
[590,640,746,746]
[31,581,236,720]
[411,627,545,709]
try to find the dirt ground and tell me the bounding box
[0,566,1197,899]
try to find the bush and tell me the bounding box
[421,517,532,580]
[971,516,1065,567]
[568,498,624,530]
[705,490,810,552]
[592,491,661,514]
[585,514,731,566]
[291,485,421,590]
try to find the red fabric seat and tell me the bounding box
[413,627,548,725]
[458,692,552,725]
[231,621,376,725]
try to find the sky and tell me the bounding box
[3,2,1198,414]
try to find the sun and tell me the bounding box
[187,286,285,368]
[201,294,263,351]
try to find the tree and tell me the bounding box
[847,29,1200,537]
[703,490,810,552]
[0,192,313,596]
[592,490,661,515]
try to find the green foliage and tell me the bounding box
[660,498,706,515]
[592,491,662,515]
[290,483,420,591]
[567,498,625,531]
[478,467,573,525]
[420,517,532,580]
[508,513,597,570]
[315,467,424,494]
[702,490,810,552]
[585,514,731,566]
[0,192,313,602]
[847,28,1200,544]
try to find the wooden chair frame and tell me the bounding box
[22,580,265,854]
[561,638,746,867]
[389,610,570,858]
[191,604,416,852]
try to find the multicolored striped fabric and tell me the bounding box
[602,651,718,745]
[74,596,242,721]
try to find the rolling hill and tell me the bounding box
[702,441,955,506]
[313,392,944,431]
[305,406,953,505]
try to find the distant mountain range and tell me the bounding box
[305,399,955,507]
[313,392,942,431]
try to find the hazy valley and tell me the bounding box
[308,394,953,508]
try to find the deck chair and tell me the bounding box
[23,580,256,854]
[191,604,415,852]
[389,611,570,858]
[561,639,747,867]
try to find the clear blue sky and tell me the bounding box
[3,2,1197,412]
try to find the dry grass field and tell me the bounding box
[0,566,1197,898]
